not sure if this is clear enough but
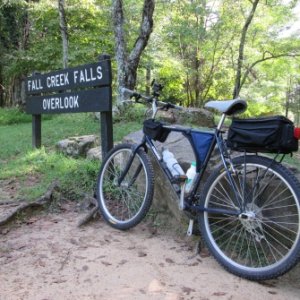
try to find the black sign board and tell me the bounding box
[25,56,113,159]
[25,60,112,95]
[26,87,112,114]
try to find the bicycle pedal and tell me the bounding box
[187,219,194,236]
[171,175,187,184]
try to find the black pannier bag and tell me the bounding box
[143,119,170,142]
[227,116,299,154]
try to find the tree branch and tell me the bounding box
[240,52,300,90]
[233,0,260,98]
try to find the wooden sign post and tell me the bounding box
[25,56,113,159]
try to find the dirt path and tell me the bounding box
[1,202,300,300]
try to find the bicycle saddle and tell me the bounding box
[204,99,247,115]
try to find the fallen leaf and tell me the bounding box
[212,292,227,296]
[165,258,175,264]
[138,251,147,257]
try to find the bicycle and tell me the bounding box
[96,82,300,281]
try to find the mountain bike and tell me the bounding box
[96,82,300,281]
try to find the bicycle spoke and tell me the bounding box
[201,155,300,280]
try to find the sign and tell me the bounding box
[25,56,113,159]
[26,87,112,114]
[25,60,111,95]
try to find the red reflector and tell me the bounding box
[294,127,300,140]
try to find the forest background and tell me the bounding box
[0,0,300,122]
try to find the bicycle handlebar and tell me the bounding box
[120,87,183,111]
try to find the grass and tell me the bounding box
[0,109,142,201]
[1,107,299,202]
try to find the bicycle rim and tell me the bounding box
[202,157,300,278]
[99,147,150,226]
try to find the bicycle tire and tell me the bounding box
[96,143,154,230]
[198,155,300,280]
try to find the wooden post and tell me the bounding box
[32,114,41,148]
[101,111,113,159]
[99,54,113,159]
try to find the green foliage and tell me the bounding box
[0,111,142,200]
[0,107,32,125]
[155,58,185,104]
[1,0,300,117]
[113,103,147,123]
[0,147,100,200]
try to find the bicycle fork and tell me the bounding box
[117,144,144,188]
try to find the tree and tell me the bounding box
[233,0,260,98]
[232,0,300,99]
[58,0,68,68]
[0,0,31,106]
[113,0,155,102]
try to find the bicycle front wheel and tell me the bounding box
[96,143,154,230]
[199,155,300,280]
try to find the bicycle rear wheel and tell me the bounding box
[97,143,154,230]
[199,155,300,280]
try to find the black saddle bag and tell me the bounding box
[227,116,298,154]
[143,119,170,142]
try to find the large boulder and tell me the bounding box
[56,135,99,158]
[86,146,102,160]
[123,129,221,226]
[156,107,215,128]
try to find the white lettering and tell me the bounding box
[46,77,51,88]
[80,70,85,83]
[90,67,96,81]
[97,66,102,80]
[46,73,69,88]
[85,69,90,82]
[55,75,60,87]
[74,95,79,108]
[64,96,69,108]
[74,71,78,84]
[55,97,59,108]
[50,98,54,110]
[42,95,79,111]
[64,73,69,85]
[27,80,32,91]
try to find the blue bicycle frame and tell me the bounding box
[125,123,242,217]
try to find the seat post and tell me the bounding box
[217,113,226,130]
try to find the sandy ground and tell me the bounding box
[1,201,300,300]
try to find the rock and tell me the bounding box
[157,107,215,128]
[123,128,220,225]
[56,135,99,158]
[87,147,102,160]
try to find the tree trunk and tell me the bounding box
[113,0,155,103]
[113,0,126,101]
[10,2,31,107]
[0,64,4,107]
[285,77,292,118]
[58,0,68,68]
[233,0,260,99]
[146,64,151,95]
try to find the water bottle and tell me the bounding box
[162,149,185,177]
[185,161,196,193]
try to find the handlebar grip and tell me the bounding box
[120,87,141,101]
[159,102,183,111]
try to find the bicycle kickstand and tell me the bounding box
[187,219,194,236]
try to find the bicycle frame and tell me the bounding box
[119,114,242,217]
